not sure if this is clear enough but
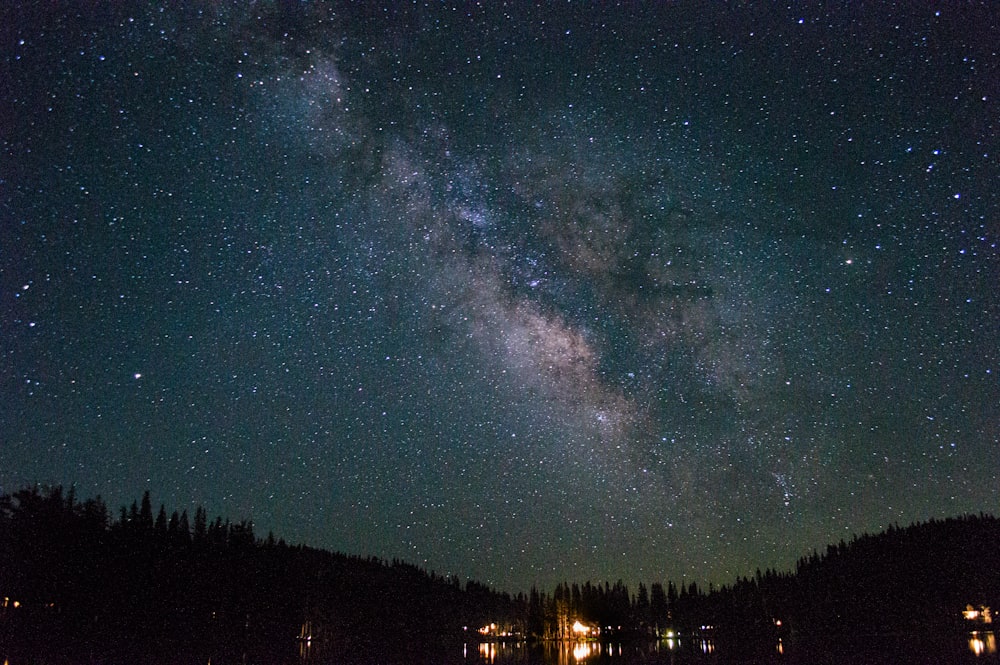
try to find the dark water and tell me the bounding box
[5,631,998,665]
[457,632,1000,665]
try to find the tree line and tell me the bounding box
[2,485,997,662]
[0,485,508,663]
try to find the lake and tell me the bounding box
[457,632,1000,665]
[4,630,996,664]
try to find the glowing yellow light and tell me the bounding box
[572,620,589,635]
[978,632,997,655]
[479,642,497,664]
[964,604,993,624]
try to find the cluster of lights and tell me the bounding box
[963,604,993,624]
[572,642,594,660]
[477,622,516,638]
[478,642,499,663]
[571,620,595,637]
[969,632,997,657]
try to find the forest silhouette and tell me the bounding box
[1,485,997,663]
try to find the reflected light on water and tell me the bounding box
[969,631,997,656]
[479,642,498,664]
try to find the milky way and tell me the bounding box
[2,2,997,590]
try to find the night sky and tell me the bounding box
[2,2,998,592]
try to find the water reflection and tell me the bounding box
[460,630,1000,664]
[548,641,599,665]
[5,629,1000,665]
[474,640,531,664]
[970,631,997,656]
[520,641,627,665]
[478,641,497,663]
[654,631,716,655]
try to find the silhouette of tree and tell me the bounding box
[193,506,207,544]
[139,490,153,531]
[155,504,168,536]
[3,485,997,662]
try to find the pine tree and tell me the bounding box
[178,510,191,543]
[139,491,153,531]
[155,505,168,537]
[193,506,207,544]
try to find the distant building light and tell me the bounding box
[964,605,993,624]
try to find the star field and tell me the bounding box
[2,2,998,591]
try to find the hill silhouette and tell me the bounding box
[1,485,996,663]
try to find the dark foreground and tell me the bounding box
[3,487,998,664]
[3,631,999,665]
